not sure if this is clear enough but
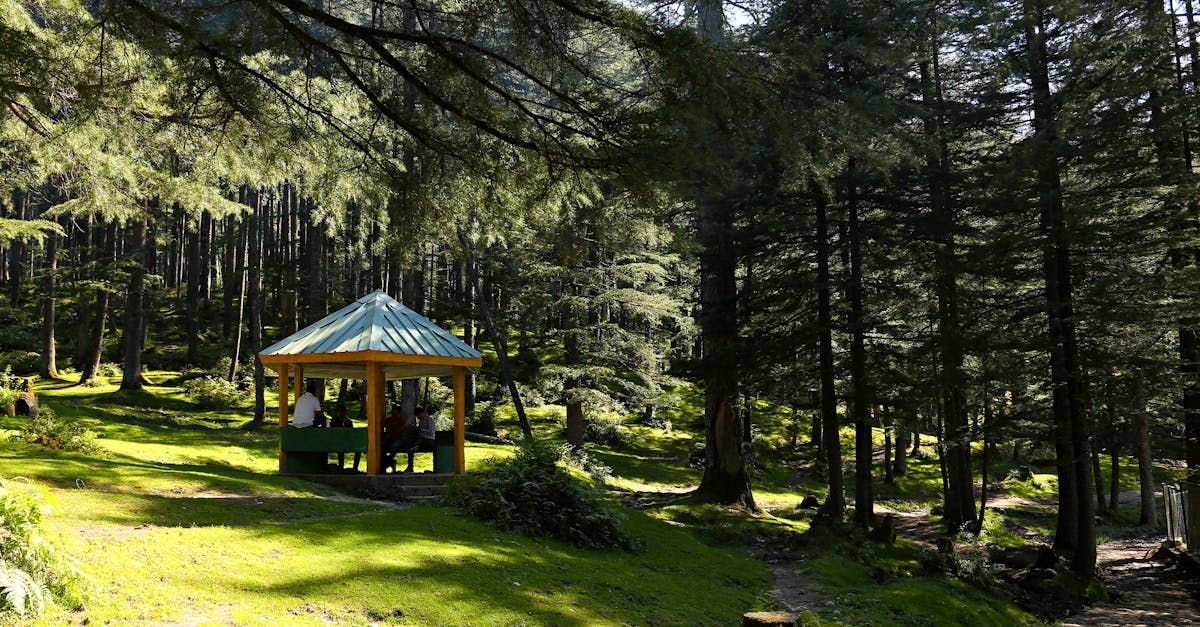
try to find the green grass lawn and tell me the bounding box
[1,374,769,626]
[8,368,1157,625]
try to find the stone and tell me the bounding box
[742,611,799,627]
[799,494,820,509]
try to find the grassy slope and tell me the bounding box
[6,366,1173,625]
[1,375,766,626]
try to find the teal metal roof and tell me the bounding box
[259,290,482,380]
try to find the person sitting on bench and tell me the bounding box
[381,405,411,473]
[329,403,361,472]
[292,381,323,428]
[402,406,436,473]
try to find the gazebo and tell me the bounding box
[258,290,483,475]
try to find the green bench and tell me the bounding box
[280,427,368,474]
[280,428,456,474]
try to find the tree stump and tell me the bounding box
[742,611,799,627]
[936,536,956,558]
[869,513,897,544]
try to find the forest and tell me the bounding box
[1,0,1200,624]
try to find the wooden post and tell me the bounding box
[453,365,466,474]
[278,363,289,473]
[294,365,304,405]
[366,361,383,475]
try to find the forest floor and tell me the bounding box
[1,371,1194,625]
[1065,530,1200,626]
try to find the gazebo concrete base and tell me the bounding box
[285,472,455,501]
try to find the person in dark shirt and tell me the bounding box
[382,405,410,473]
[330,403,360,472]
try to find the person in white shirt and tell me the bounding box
[292,382,323,428]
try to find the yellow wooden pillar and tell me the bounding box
[366,361,384,475]
[294,365,304,405]
[277,363,289,473]
[453,366,466,474]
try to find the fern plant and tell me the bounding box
[0,562,50,617]
[0,480,85,619]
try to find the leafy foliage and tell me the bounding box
[13,409,99,454]
[182,376,247,408]
[0,351,39,375]
[445,442,640,551]
[0,367,25,412]
[0,480,85,618]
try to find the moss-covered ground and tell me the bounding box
[2,368,1175,624]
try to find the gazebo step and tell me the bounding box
[399,485,447,500]
[285,472,453,502]
[380,472,454,487]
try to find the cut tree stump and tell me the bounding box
[869,514,897,544]
[742,611,799,626]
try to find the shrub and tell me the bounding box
[586,413,629,446]
[560,444,613,481]
[208,357,253,389]
[183,376,247,407]
[0,480,85,618]
[445,442,640,551]
[13,409,100,454]
[96,363,122,379]
[0,367,25,414]
[0,351,40,375]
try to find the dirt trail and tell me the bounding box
[875,491,1200,625]
[1064,531,1200,626]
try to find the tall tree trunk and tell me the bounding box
[564,274,584,449]
[40,225,59,379]
[893,423,909,477]
[1025,0,1095,574]
[199,210,212,304]
[974,379,994,536]
[249,190,266,424]
[7,190,25,306]
[815,190,844,522]
[689,0,753,509]
[1133,377,1157,526]
[921,27,975,533]
[882,406,894,485]
[73,215,93,369]
[228,218,248,383]
[846,162,873,527]
[120,214,150,390]
[477,269,533,439]
[222,215,236,339]
[80,221,116,384]
[1161,0,1200,554]
[1092,439,1108,514]
[185,212,201,366]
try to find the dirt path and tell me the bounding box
[1063,531,1200,626]
[876,491,1200,625]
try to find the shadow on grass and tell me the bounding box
[222,507,765,626]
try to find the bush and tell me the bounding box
[560,444,613,481]
[0,367,25,414]
[0,351,40,375]
[445,442,640,551]
[13,409,100,454]
[183,376,247,407]
[0,480,85,618]
[586,413,629,446]
[208,357,254,389]
[96,363,122,378]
